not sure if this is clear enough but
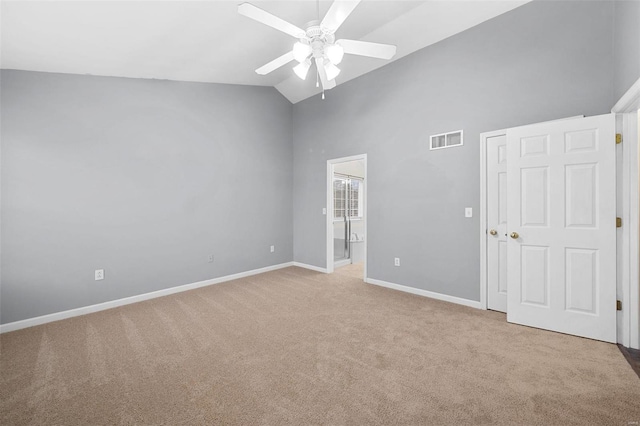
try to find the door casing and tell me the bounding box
[326,154,367,279]
[611,76,640,349]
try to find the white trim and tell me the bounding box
[0,261,294,334]
[292,262,328,273]
[630,111,640,349]
[620,111,640,349]
[327,162,334,274]
[612,77,640,114]
[617,114,627,346]
[327,154,368,281]
[611,77,640,349]
[366,277,482,310]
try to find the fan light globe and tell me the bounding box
[293,42,312,63]
[324,61,341,81]
[293,60,311,80]
[326,44,344,65]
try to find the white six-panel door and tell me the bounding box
[487,134,508,312]
[506,114,617,343]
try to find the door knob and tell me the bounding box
[510,232,519,239]
[489,229,497,236]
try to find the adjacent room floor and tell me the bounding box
[1,265,639,425]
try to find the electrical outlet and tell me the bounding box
[270,245,275,253]
[394,258,400,267]
[208,254,214,263]
[322,207,327,215]
[95,269,104,281]
[465,207,473,218]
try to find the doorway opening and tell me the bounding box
[327,154,367,279]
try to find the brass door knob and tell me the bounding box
[510,232,519,239]
[489,229,497,236]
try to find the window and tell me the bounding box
[333,179,346,218]
[430,130,463,150]
[333,177,363,219]
[348,179,362,218]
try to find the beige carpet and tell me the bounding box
[1,264,640,425]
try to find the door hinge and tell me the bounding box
[617,300,622,311]
[617,217,622,228]
[616,133,622,144]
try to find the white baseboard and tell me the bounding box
[292,262,328,273]
[365,277,482,310]
[0,261,294,334]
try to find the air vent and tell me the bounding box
[430,130,463,150]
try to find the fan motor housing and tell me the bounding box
[303,21,335,59]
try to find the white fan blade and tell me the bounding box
[315,58,336,90]
[321,0,361,34]
[238,3,306,39]
[337,39,397,60]
[256,51,295,75]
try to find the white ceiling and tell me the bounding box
[0,0,530,104]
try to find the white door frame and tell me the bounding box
[612,77,640,349]
[326,154,368,280]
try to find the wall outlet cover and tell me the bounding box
[95,269,104,280]
[270,245,275,253]
[394,258,400,267]
[208,254,214,263]
[465,207,473,218]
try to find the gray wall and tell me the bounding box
[292,0,615,301]
[0,71,293,324]
[613,0,640,102]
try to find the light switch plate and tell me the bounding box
[465,207,473,218]
[322,208,327,215]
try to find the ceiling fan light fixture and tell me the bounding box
[293,41,312,63]
[238,1,397,93]
[324,61,340,81]
[293,59,312,80]
[326,43,344,65]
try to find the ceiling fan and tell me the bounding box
[238,0,397,96]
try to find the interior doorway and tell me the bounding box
[327,154,367,279]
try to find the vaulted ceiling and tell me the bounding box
[1,1,529,103]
